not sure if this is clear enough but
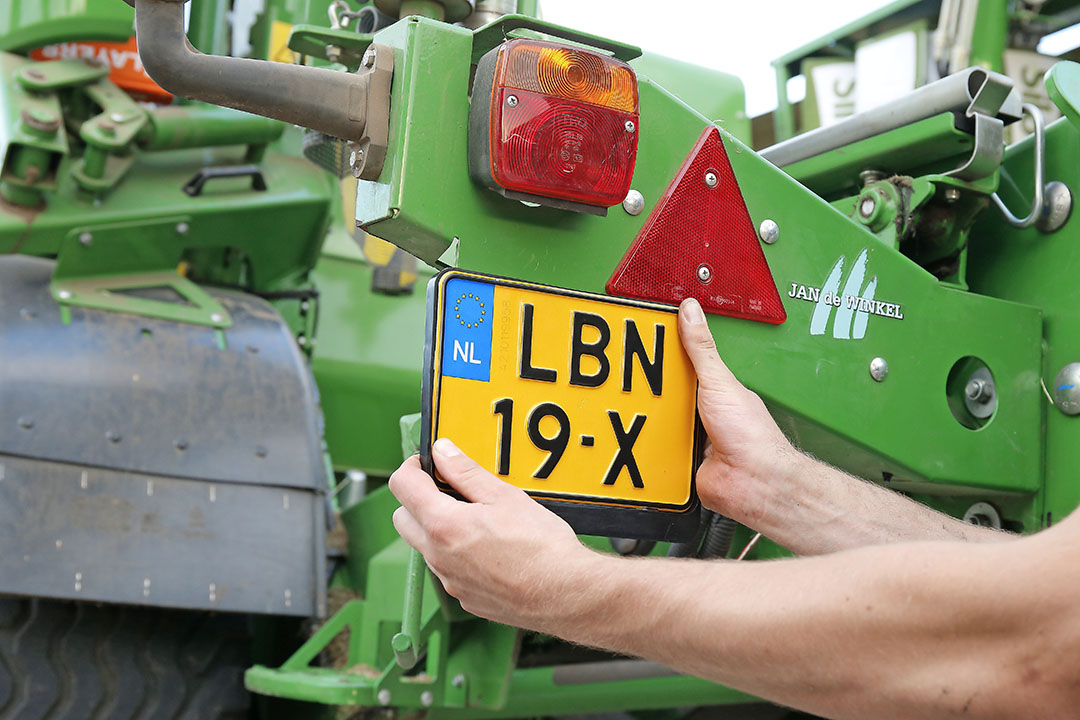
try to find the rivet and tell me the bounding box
[78,231,93,246]
[210,312,224,324]
[284,588,292,608]
[175,222,189,235]
[17,417,34,430]
[256,445,269,458]
[869,357,889,382]
[74,572,83,592]
[506,95,518,107]
[421,691,434,707]
[143,577,151,597]
[106,430,121,443]
[377,689,392,706]
[758,218,779,245]
[174,439,188,451]
[297,334,308,347]
[80,471,88,489]
[55,539,62,549]
[209,582,217,602]
[704,171,718,188]
[624,119,635,133]
[451,674,466,688]
[57,289,72,300]
[696,264,712,283]
[621,189,644,216]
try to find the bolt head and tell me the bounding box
[624,119,635,133]
[210,313,224,324]
[696,264,712,283]
[377,689,392,706]
[78,231,93,247]
[106,430,121,443]
[506,95,518,107]
[21,108,60,134]
[965,378,992,403]
[622,189,644,216]
[57,289,72,300]
[451,674,466,688]
[869,357,889,382]
[17,417,34,430]
[943,187,961,203]
[175,222,190,235]
[421,691,434,707]
[758,218,779,245]
[859,196,877,218]
[109,112,127,123]
[704,171,718,188]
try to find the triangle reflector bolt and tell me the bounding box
[607,126,787,325]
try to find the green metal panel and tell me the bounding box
[309,254,431,476]
[0,0,135,52]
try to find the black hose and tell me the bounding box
[698,513,737,559]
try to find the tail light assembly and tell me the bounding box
[468,38,639,215]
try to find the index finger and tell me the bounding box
[388,455,460,524]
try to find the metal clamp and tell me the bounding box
[990,103,1045,229]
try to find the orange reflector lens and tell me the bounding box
[499,41,638,113]
[470,39,639,211]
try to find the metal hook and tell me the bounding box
[990,103,1046,229]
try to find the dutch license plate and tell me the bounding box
[421,270,701,541]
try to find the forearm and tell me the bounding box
[740,450,1011,555]
[550,537,1071,720]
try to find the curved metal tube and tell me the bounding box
[762,68,1022,168]
[134,0,370,141]
[990,103,1046,229]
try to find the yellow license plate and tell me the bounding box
[422,270,701,541]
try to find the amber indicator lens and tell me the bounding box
[487,39,640,208]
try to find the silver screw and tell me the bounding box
[704,171,718,188]
[421,691,434,707]
[377,689,392,706]
[869,357,889,382]
[696,264,712,283]
[57,289,72,300]
[362,47,377,68]
[506,95,518,107]
[624,119,635,133]
[966,378,992,403]
[78,231,93,246]
[349,148,365,179]
[451,674,466,688]
[74,572,83,592]
[622,189,644,216]
[859,196,877,218]
[759,218,779,245]
[176,222,190,235]
[943,187,961,203]
[297,334,308,347]
[210,313,224,324]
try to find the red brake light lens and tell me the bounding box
[470,39,639,211]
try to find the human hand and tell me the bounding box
[388,440,597,632]
[677,298,804,530]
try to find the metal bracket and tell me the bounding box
[989,103,1048,229]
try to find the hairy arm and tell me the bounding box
[675,298,1009,554]
[391,445,1080,720]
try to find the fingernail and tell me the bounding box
[434,437,460,457]
[681,298,705,325]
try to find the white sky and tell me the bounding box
[540,0,898,117]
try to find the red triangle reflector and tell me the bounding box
[607,126,787,325]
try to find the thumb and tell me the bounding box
[677,298,745,398]
[432,438,521,504]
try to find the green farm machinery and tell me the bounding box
[2,0,1080,717]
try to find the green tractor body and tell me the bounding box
[1,0,1078,717]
